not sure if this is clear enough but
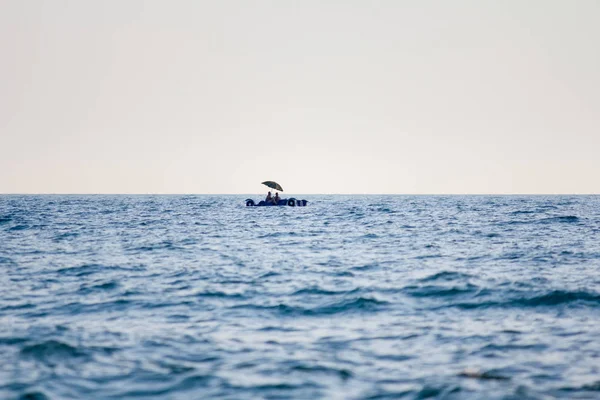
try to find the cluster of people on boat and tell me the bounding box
[265,191,280,205]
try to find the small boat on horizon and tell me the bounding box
[246,180,308,207]
[245,198,308,207]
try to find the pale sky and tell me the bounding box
[1,0,599,194]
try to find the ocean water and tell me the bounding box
[1,195,600,400]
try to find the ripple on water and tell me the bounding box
[233,296,387,317]
[1,195,600,399]
[55,263,145,277]
[20,340,88,365]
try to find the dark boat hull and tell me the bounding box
[245,198,308,207]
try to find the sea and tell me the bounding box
[1,195,600,400]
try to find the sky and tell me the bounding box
[1,0,599,194]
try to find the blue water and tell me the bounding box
[1,195,600,400]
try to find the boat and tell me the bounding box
[245,198,308,207]
[248,181,307,206]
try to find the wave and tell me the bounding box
[560,380,600,393]
[538,215,580,224]
[259,271,280,279]
[510,210,536,215]
[458,368,510,380]
[0,256,17,266]
[361,233,379,239]
[54,231,79,240]
[0,336,28,345]
[8,225,29,231]
[291,287,358,296]
[446,289,600,310]
[498,215,580,226]
[56,264,144,277]
[18,391,50,400]
[497,215,580,227]
[233,296,387,316]
[405,274,600,309]
[351,263,380,271]
[414,384,460,399]
[0,303,36,312]
[418,271,474,282]
[515,290,600,307]
[306,296,387,315]
[404,283,480,298]
[370,206,396,213]
[257,232,297,239]
[288,362,353,380]
[413,254,442,260]
[20,340,88,364]
[500,220,532,226]
[52,299,132,316]
[77,281,120,294]
[195,290,245,299]
[131,241,185,252]
[116,374,213,398]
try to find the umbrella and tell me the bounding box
[262,181,283,192]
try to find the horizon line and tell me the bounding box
[1,193,599,196]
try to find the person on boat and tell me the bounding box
[273,192,280,204]
[265,191,273,203]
